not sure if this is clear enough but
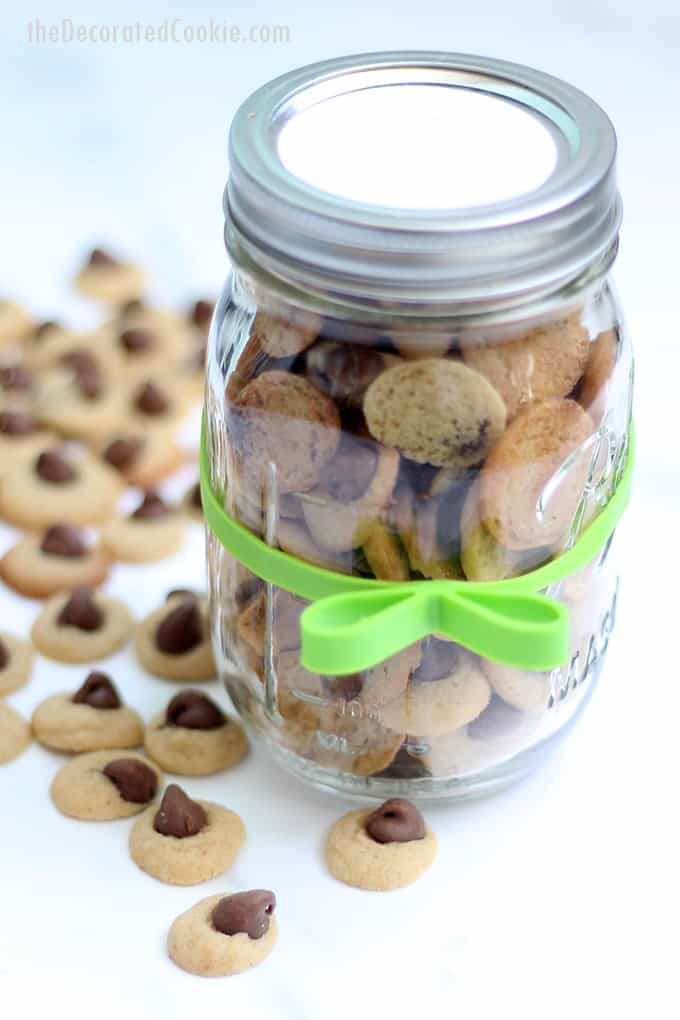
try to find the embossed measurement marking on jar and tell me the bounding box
[277,84,558,210]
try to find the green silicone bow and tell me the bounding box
[200,422,632,676]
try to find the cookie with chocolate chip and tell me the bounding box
[74,247,145,305]
[168,891,278,977]
[129,783,246,884]
[325,799,437,890]
[31,671,144,752]
[0,410,54,475]
[31,586,133,663]
[0,524,111,598]
[0,447,121,528]
[144,690,248,775]
[134,592,216,681]
[50,749,162,820]
[101,491,185,563]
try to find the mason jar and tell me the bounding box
[202,52,633,800]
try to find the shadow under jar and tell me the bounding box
[204,52,633,801]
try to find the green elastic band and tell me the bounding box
[200,422,632,675]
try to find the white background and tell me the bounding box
[1,1,679,1017]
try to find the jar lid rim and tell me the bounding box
[226,51,621,312]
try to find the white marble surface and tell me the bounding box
[1,1,679,1016]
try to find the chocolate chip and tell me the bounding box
[102,758,157,803]
[33,320,59,340]
[87,248,118,268]
[190,482,202,510]
[103,437,144,471]
[56,587,103,632]
[165,690,225,730]
[40,524,86,558]
[153,784,207,838]
[0,637,8,670]
[155,601,203,654]
[60,348,98,376]
[0,410,36,436]
[120,298,145,317]
[189,299,214,329]
[72,670,121,709]
[135,381,168,415]
[365,798,426,844]
[35,450,77,484]
[119,328,155,355]
[410,637,460,684]
[0,363,32,391]
[316,435,378,503]
[306,342,385,405]
[76,368,102,400]
[131,491,170,520]
[212,891,276,940]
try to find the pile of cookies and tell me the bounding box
[214,300,620,784]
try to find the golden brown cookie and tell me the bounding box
[0,299,33,344]
[459,480,550,581]
[362,522,410,580]
[99,431,184,488]
[301,436,400,552]
[481,661,552,712]
[34,358,124,440]
[0,411,54,475]
[479,398,594,550]
[229,371,341,494]
[0,525,111,598]
[23,321,78,372]
[92,316,185,382]
[389,331,456,360]
[325,800,437,891]
[31,671,144,752]
[101,491,185,563]
[364,358,507,469]
[134,593,216,681]
[0,703,31,764]
[0,632,35,696]
[251,308,321,357]
[168,891,278,977]
[74,248,145,304]
[127,377,190,432]
[236,587,306,659]
[380,640,491,736]
[144,690,248,776]
[0,446,122,528]
[50,750,162,820]
[578,328,618,424]
[129,784,245,884]
[31,587,133,663]
[462,313,591,419]
[305,340,399,407]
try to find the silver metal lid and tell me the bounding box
[225,51,621,314]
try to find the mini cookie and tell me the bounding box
[0,447,121,528]
[0,703,31,764]
[0,299,33,344]
[252,308,321,357]
[74,247,145,304]
[101,491,185,563]
[481,661,551,712]
[107,320,184,381]
[459,480,550,581]
[578,329,618,424]
[380,639,491,736]
[127,377,189,431]
[229,371,341,494]
[325,799,437,891]
[23,321,78,372]
[462,314,591,419]
[236,588,306,659]
[422,697,540,777]
[31,586,133,663]
[31,670,144,753]
[0,411,54,473]
[0,524,110,598]
[183,480,203,522]
[364,359,507,469]
[135,593,216,680]
[118,298,187,341]
[480,398,594,550]
[34,361,124,440]
[0,632,35,696]
[50,750,162,820]
[100,431,183,488]
[144,690,249,776]
[390,331,456,360]
[301,436,400,552]
[168,890,278,977]
[362,522,410,580]
[129,783,245,885]
[305,340,399,407]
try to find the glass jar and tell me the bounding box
[203,52,633,800]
